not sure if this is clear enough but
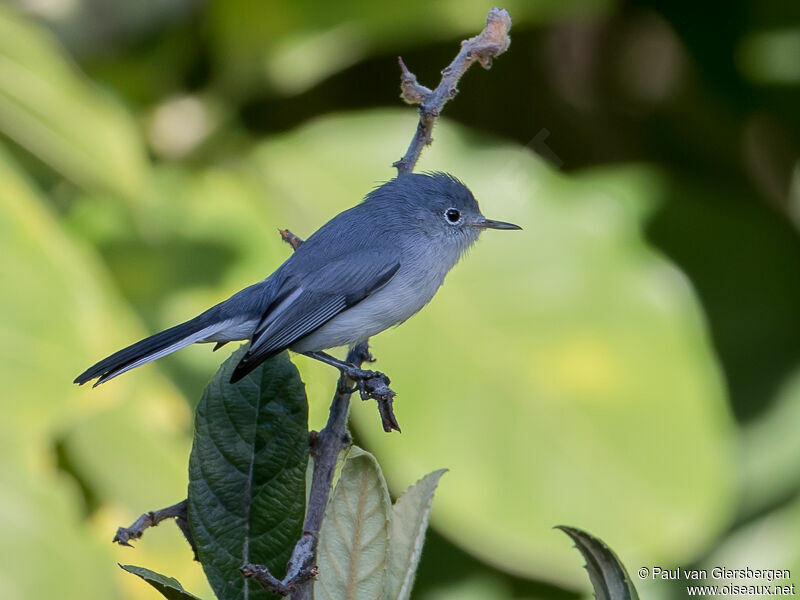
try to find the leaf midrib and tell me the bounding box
[346,473,372,600]
[240,376,263,600]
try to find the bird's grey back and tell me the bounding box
[281,173,477,275]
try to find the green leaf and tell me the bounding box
[314,447,391,600]
[0,6,147,199]
[557,526,640,600]
[386,469,446,600]
[120,565,203,600]
[188,347,309,600]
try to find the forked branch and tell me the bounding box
[393,7,512,175]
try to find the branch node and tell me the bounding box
[240,564,292,596]
[398,57,432,105]
[241,531,320,596]
[393,8,512,175]
[279,228,304,250]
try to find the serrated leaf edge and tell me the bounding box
[556,525,640,600]
[387,469,447,600]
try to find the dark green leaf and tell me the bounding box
[557,526,640,600]
[188,347,309,600]
[120,565,203,600]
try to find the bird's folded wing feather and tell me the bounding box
[230,248,400,380]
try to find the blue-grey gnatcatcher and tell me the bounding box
[74,172,520,387]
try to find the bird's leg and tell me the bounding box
[303,350,390,398]
[303,349,400,432]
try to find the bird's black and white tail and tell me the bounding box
[74,313,223,387]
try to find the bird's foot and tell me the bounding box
[337,365,400,433]
[341,366,392,400]
[305,349,400,432]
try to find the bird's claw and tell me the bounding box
[355,370,391,401]
[338,367,400,433]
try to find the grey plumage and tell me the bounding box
[74,172,520,386]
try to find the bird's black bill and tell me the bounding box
[475,218,522,230]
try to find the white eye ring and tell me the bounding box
[444,208,461,224]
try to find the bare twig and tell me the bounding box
[375,389,400,432]
[394,7,512,175]
[113,499,196,558]
[278,228,304,250]
[240,562,318,596]
[398,58,432,104]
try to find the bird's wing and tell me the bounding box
[230,249,400,381]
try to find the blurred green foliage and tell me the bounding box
[0,0,798,599]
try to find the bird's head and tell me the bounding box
[394,172,520,246]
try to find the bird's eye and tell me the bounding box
[445,208,461,224]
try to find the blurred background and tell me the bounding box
[1,0,799,598]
